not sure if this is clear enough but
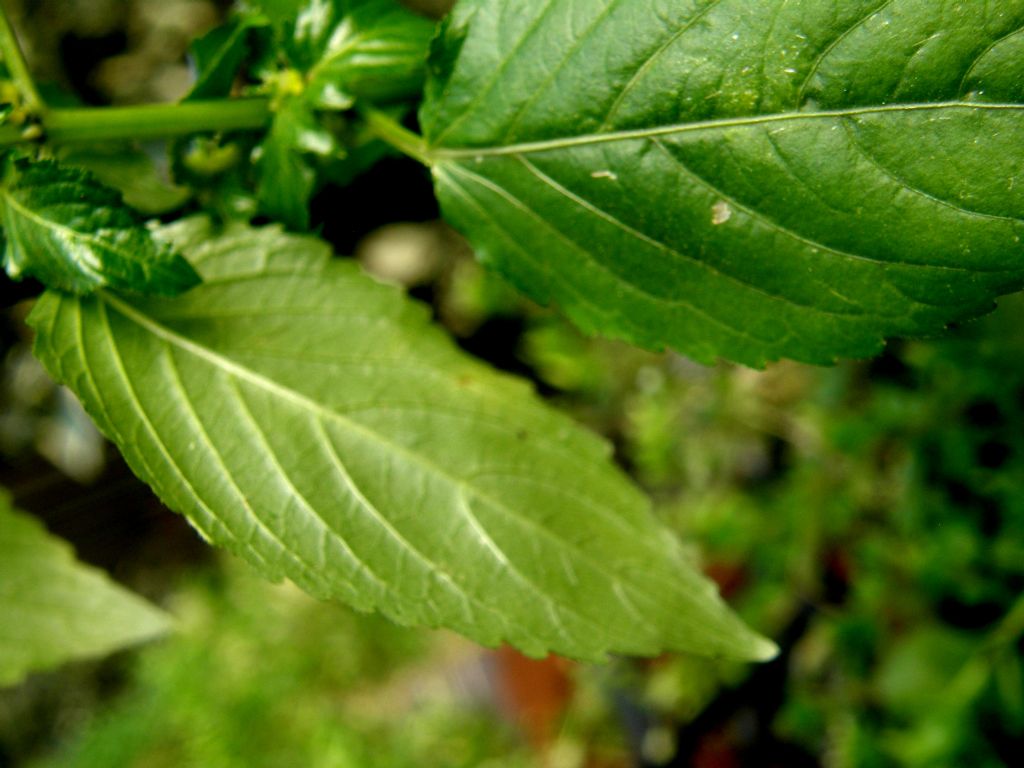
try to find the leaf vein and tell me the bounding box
[441,162,776,348]
[599,0,728,130]
[517,153,872,318]
[225,378,391,592]
[650,137,1006,284]
[93,300,231,544]
[499,0,623,143]
[840,119,1024,225]
[312,417,492,627]
[794,0,896,105]
[430,0,562,146]
[160,347,312,577]
[98,290,674,619]
[957,25,1024,95]
[431,101,1023,159]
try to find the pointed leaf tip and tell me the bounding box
[28,217,773,662]
[0,493,171,687]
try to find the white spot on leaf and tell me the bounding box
[711,201,733,225]
[591,170,618,181]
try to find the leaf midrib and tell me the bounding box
[94,291,677,654]
[96,289,546,639]
[428,100,1023,159]
[96,289,684,607]
[1,186,146,282]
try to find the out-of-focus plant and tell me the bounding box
[521,288,1024,766]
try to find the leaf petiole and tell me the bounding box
[359,106,431,166]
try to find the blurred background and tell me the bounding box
[2,1,1023,766]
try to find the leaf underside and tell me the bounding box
[0,494,170,687]
[29,219,774,662]
[421,0,1024,367]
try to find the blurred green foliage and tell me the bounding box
[27,558,532,768]
[519,279,1024,767]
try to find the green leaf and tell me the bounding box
[60,145,192,216]
[294,0,436,109]
[420,0,1024,366]
[0,154,200,295]
[186,15,270,101]
[255,96,332,229]
[28,218,775,662]
[240,0,305,28]
[0,492,171,687]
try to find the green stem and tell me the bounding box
[0,2,42,112]
[0,98,272,147]
[360,107,431,166]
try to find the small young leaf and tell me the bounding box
[0,493,171,687]
[255,96,330,229]
[29,219,775,662]
[293,0,436,109]
[0,154,200,295]
[60,145,192,216]
[421,0,1024,367]
[186,15,270,101]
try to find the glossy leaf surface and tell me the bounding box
[0,154,200,295]
[296,0,436,109]
[422,0,1024,366]
[0,494,170,687]
[29,219,774,662]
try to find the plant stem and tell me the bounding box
[360,107,431,166]
[0,99,272,147]
[0,2,43,112]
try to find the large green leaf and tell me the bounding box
[0,154,200,295]
[0,493,170,687]
[420,0,1024,366]
[28,219,774,662]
